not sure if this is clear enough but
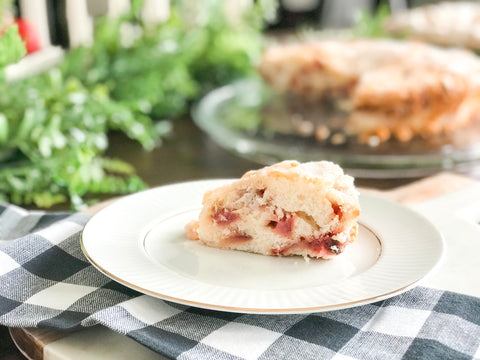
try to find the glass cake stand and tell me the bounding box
[192,78,480,178]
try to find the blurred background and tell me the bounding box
[0,0,478,212]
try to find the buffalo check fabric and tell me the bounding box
[1,203,480,360]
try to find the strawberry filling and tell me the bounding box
[267,214,296,238]
[331,203,343,220]
[228,233,252,242]
[270,231,350,257]
[307,236,345,255]
[212,207,239,226]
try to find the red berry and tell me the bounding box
[15,18,41,54]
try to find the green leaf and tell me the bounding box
[353,3,391,38]
[0,113,9,143]
[0,25,26,68]
[0,0,271,209]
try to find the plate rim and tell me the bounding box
[81,179,445,314]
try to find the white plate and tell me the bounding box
[81,180,444,314]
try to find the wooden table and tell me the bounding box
[106,118,420,190]
[2,117,479,359]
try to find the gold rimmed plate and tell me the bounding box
[81,179,444,314]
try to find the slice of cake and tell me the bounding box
[185,161,360,259]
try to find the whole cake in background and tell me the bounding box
[385,2,480,50]
[258,39,480,144]
[185,160,360,260]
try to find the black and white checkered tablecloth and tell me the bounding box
[1,202,480,360]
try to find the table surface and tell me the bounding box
[1,116,476,359]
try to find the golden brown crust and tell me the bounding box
[352,66,467,115]
[258,39,480,143]
[257,42,359,100]
[385,2,480,50]
[187,161,360,259]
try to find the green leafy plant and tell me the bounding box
[0,25,26,72]
[0,0,274,210]
[0,68,164,209]
[353,3,391,38]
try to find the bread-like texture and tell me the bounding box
[258,40,405,99]
[385,2,480,50]
[349,65,472,142]
[257,39,480,142]
[186,160,360,259]
[258,39,480,99]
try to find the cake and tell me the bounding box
[185,160,360,259]
[385,2,480,50]
[257,39,480,143]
